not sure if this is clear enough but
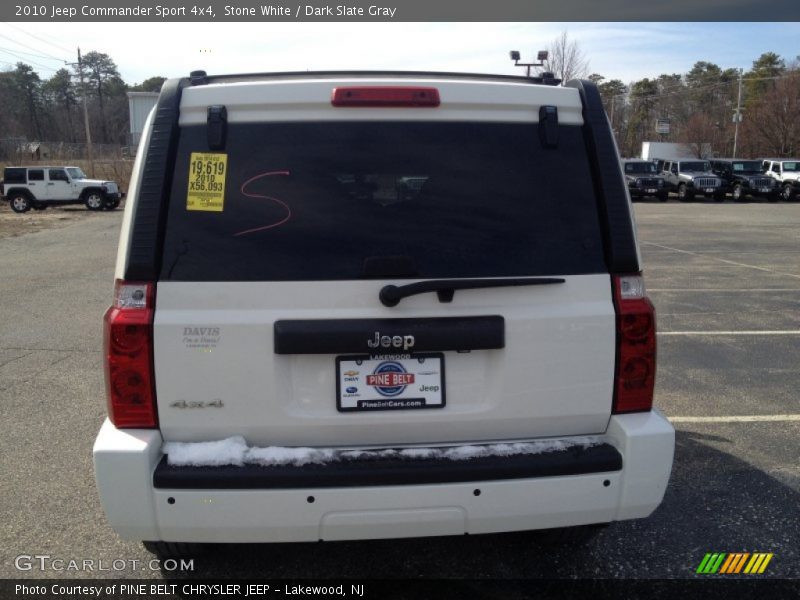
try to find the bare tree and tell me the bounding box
[678,113,724,158]
[539,31,591,84]
[743,68,800,157]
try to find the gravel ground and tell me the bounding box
[0,201,124,239]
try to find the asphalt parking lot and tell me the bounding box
[0,202,798,583]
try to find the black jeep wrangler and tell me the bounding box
[710,159,778,202]
[621,159,668,202]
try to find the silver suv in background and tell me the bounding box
[93,70,674,557]
[661,159,725,202]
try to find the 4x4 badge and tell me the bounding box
[169,399,224,409]
[367,332,415,351]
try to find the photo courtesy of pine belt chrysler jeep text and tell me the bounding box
[93,69,675,557]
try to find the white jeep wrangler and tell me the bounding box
[94,70,674,557]
[1,165,123,212]
[761,158,800,201]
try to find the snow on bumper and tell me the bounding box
[93,411,674,543]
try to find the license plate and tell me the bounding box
[704,188,715,193]
[337,353,445,412]
[647,188,657,193]
[760,188,771,193]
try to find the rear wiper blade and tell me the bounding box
[379,277,565,307]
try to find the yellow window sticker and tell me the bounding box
[187,152,227,212]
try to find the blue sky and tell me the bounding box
[0,22,797,85]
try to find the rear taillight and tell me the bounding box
[103,281,157,428]
[331,86,440,107]
[612,274,656,413]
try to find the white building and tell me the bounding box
[127,92,160,147]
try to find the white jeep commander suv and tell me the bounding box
[93,69,674,557]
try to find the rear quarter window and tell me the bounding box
[4,168,27,184]
[160,121,607,281]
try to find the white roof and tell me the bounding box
[178,74,585,126]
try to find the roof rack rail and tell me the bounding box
[186,69,565,86]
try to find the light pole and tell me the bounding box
[733,68,743,158]
[68,48,95,177]
[509,50,549,78]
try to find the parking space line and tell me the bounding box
[669,415,800,423]
[658,331,800,336]
[641,241,800,280]
[672,251,800,255]
[0,351,33,369]
[649,288,800,292]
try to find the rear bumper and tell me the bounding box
[93,411,674,543]
[153,443,623,489]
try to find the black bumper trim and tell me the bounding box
[153,442,622,490]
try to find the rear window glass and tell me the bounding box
[4,168,26,183]
[160,122,606,281]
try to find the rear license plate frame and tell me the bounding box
[336,353,446,412]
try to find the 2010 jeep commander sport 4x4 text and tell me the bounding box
[94,70,674,555]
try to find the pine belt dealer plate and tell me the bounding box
[336,353,445,412]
